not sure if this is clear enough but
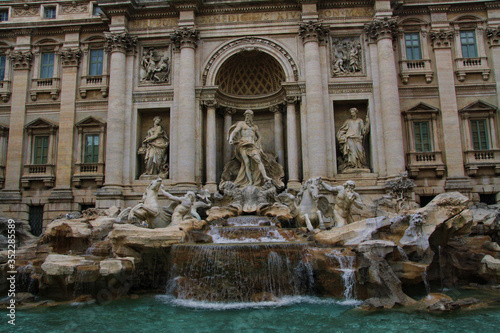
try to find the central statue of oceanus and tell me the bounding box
[220,109,284,188]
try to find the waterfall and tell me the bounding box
[438,245,444,291]
[421,269,430,295]
[326,250,357,301]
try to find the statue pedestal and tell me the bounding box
[340,168,371,174]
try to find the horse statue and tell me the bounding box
[278,177,332,231]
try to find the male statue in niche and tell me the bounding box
[337,107,370,172]
[138,116,169,177]
[221,109,284,188]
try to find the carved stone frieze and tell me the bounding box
[60,4,88,14]
[140,47,171,84]
[299,21,330,44]
[10,51,32,70]
[202,37,299,85]
[364,18,398,41]
[12,6,39,17]
[328,82,372,94]
[486,26,500,46]
[429,29,454,49]
[60,48,82,67]
[330,37,363,77]
[171,27,200,50]
[104,32,137,54]
[132,91,174,103]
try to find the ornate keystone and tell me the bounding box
[104,32,137,54]
[299,21,330,44]
[364,18,398,41]
[10,51,32,70]
[171,27,200,50]
[429,29,454,49]
[60,48,82,67]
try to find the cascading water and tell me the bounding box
[326,250,357,301]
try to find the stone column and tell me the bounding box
[204,100,218,192]
[365,18,405,177]
[487,27,500,120]
[299,21,329,178]
[222,108,236,165]
[49,46,81,208]
[286,97,301,188]
[171,27,199,189]
[429,30,468,183]
[270,105,285,166]
[97,32,136,206]
[1,50,32,202]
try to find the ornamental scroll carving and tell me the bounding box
[171,27,200,50]
[429,30,454,49]
[60,48,82,67]
[13,6,39,17]
[140,47,171,84]
[364,18,398,41]
[330,37,363,77]
[60,4,88,14]
[10,51,32,70]
[104,32,137,54]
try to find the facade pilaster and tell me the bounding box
[171,27,199,189]
[2,43,32,201]
[365,17,405,177]
[270,105,285,166]
[299,21,329,178]
[487,27,500,108]
[204,100,218,192]
[222,108,236,166]
[285,97,301,189]
[97,31,136,207]
[429,29,468,185]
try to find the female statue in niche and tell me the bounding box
[138,116,169,176]
[337,107,369,172]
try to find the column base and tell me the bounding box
[174,182,199,192]
[96,186,124,209]
[203,183,218,193]
[444,177,473,193]
[286,180,302,190]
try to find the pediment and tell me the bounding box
[459,100,498,113]
[75,116,106,129]
[25,118,58,130]
[404,102,440,114]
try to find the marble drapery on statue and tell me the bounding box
[221,109,284,188]
[336,107,370,172]
[138,116,169,177]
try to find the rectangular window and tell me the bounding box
[89,49,104,76]
[471,119,489,150]
[405,33,422,60]
[414,121,432,152]
[40,52,54,79]
[0,55,5,81]
[460,30,478,58]
[29,205,44,237]
[0,9,8,22]
[84,134,99,163]
[44,6,56,19]
[33,135,49,165]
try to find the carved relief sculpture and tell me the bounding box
[140,47,171,84]
[321,180,363,227]
[330,37,363,76]
[337,107,370,172]
[221,110,284,188]
[138,116,169,177]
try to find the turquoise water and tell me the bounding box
[2,294,500,333]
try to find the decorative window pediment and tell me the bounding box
[403,103,445,178]
[80,36,109,98]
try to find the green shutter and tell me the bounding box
[460,31,478,58]
[84,134,99,163]
[405,33,422,60]
[34,136,49,165]
[471,119,489,150]
[40,53,54,79]
[414,121,431,152]
[89,49,103,76]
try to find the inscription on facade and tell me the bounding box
[197,11,301,24]
[131,18,178,30]
[319,8,374,18]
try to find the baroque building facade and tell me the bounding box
[0,0,499,234]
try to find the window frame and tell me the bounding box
[88,49,104,76]
[470,118,490,151]
[0,54,5,81]
[84,133,100,164]
[33,135,49,165]
[0,8,9,22]
[460,30,478,58]
[413,120,432,152]
[43,5,57,20]
[405,32,422,61]
[40,52,55,79]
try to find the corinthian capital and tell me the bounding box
[429,29,454,49]
[487,26,500,46]
[171,27,200,50]
[60,48,82,67]
[10,51,32,70]
[104,32,137,54]
[364,17,398,41]
[299,21,330,44]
